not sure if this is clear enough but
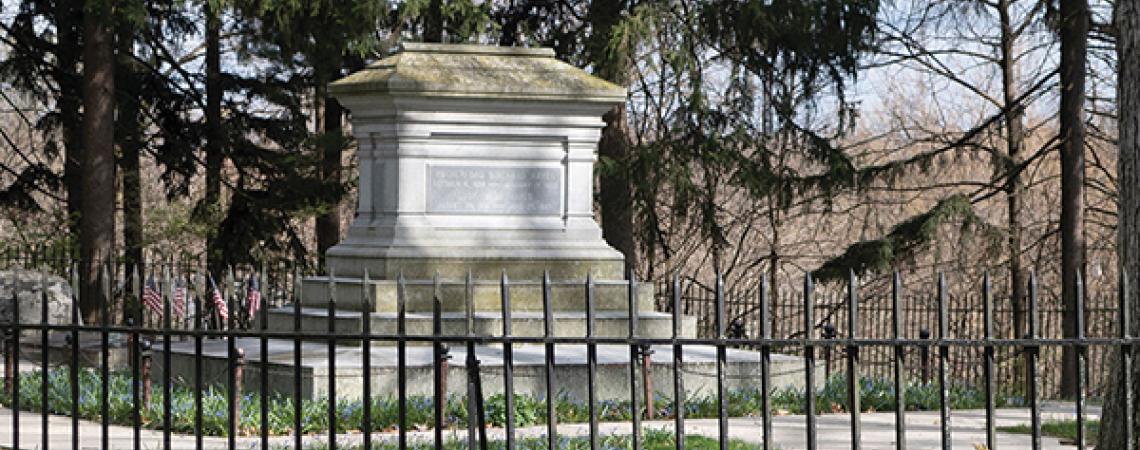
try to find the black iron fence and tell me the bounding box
[656,274,1121,399]
[0,257,1135,450]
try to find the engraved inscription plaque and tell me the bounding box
[428,165,561,215]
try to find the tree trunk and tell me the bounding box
[1098,2,1140,447]
[598,104,639,272]
[587,0,638,274]
[425,0,444,42]
[998,0,1028,392]
[79,0,115,325]
[1058,0,1089,400]
[55,0,83,243]
[315,83,343,262]
[204,3,224,276]
[117,22,144,321]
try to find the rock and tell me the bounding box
[0,269,79,333]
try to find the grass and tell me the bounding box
[293,428,759,450]
[998,419,1100,442]
[0,367,1025,437]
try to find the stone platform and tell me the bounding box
[266,308,695,341]
[157,339,810,402]
[279,275,697,341]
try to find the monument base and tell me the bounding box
[157,339,813,402]
[277,273,693,342]
[324,246,627,280]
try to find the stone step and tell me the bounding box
[299,276,656,313]
[263,307,696,342]
[155,338,812,402]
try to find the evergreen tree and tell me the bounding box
[1098,0,1140,445]
[79,0,116,323]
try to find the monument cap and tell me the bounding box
[328,42,627,102]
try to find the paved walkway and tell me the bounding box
[0,402,1099,449]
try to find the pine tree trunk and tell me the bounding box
[425,0,443,42]
[79,0,115,325]
[55,0,83,242]
[1058,0,1089,400]
[587,0,638,274]
[118,22,144,318]
[1098,2,1140,447]
[998,0,1028,392]
[598,104,638,272]
[204,3,223,276]
[315,83,343,261]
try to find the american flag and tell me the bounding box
[171,278,186,319]
[143,276,164,318]
[209,275,229,323]
[246,274,262,318]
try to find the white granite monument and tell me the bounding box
[161,43,814,401]
[268,42,692,339]
[325,42,627,281]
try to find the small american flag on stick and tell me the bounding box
[143,276,164,318]
[209,275,229,323]
[171,278,186,319]
[246,274,262,319]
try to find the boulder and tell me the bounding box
[0,269,78,332]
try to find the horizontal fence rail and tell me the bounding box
[656,274,1121,399]
[0,257,1135,449]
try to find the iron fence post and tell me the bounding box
[919,329,931,384]
[432,272,444,448]
[2,329,12,399]
[982,273,996,450]
[804,273,817,450]
[892,272,907,450]
[141,339,152,405]
[1122,273,1135,450]
[502,272,517,450]
[846,271,861,450]
[671,274,685,450]
[822,323,836,380]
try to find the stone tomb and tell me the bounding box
[271,42,692,339]
[160,43,807,402]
